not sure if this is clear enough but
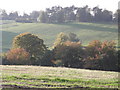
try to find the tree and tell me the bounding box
[68,12,76,21]
[53,32,68,48]
[30,11,40,19]
[12,33,47,64]
[0,53,10,65]
[92,7,112,22]
[53,32,80,48]
[45,6,64,23]
[0,9,8,20]
[68,32,79,42]
[56,10,65,23]
[63,5,76,22]
[6,48,30,65]
[84,40,118,71]
[114,9,120,23]
[102,10,112,22]
[53,41,84,68]
[38,11,48,23]
[9,11,18,20]
[22,13,30,19]
[92,6,103,22]
[76,5,92,22]
[113,10,118,22]
[40,50,55,66]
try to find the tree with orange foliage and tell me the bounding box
[7,48,30,65]
[84,40,118,71]
[12,33,47,64]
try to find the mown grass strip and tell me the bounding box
[3,75,118,86]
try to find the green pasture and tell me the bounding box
[0,20,118,52]
[1,65,119,89]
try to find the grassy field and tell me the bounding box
[1,65,119,89]
[0,20,118,52]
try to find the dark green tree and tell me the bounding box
[76,5,92,22]
[102,10,112,22]
[56,10,65,23]
[63,6,76,22]
[12,33,47,64]
[53,41,84,68]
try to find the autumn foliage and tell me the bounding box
[7,48,30,64]
[2,32,118,71]
[53,41,84,68]
[12,32,47,64]
[84,40,118,71]
[85,40,116,60]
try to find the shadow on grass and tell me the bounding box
[54,22,117,33]
[1,85,118,90]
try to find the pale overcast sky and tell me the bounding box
[0,0,119,15]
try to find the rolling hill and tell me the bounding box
[0,20,118,52]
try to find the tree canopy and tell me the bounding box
[53,32,80,48]
[1,5,118,23]
[12,33,47,62]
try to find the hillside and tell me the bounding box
[1,20,118,52]
[1,65,119,89]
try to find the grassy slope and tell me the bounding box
[1,65,119,89]
[1,20,118,52]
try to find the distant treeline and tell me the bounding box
[1,32,119,72]
[0,5,119,23]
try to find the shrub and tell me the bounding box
[40,50,55,66]
[0,53,10,65]
[117,50,120,72]
[84,40,118,71]
[53,32,80,48]
[6,48,30,65]
[53,41,84,68]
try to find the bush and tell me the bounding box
[0,53,10,65]
[53,41,84,68]
[53,32,80,48]
[84,40,118,71]
[6,48,30,65]
[40,50,55,66]
[117,50,120,72]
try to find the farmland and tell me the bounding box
[1,65,119,89]
[0,20,118,52]
[0,20,119,89]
